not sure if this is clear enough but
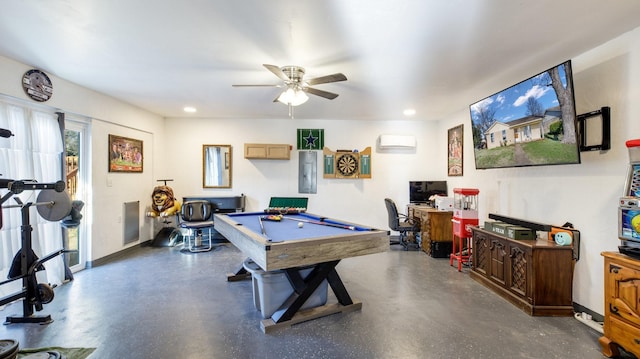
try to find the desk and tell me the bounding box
[407,205,453,256]
[182,195,245,213]
[214,212,388,332]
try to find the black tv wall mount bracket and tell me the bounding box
[577,106,611,152]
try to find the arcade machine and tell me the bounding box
[619,139,640,257]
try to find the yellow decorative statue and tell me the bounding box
[146,185,181,218]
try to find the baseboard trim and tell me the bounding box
[86,240,152,268]
[573,302,603,322]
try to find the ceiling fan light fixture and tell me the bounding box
[277,86,308,106]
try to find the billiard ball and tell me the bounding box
[298,222,304,228]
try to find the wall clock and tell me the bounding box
[22,69,53,102]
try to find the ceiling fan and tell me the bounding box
[233,64,347,107]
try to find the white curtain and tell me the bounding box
[0,102,65,299]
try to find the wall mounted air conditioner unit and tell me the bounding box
[378,135,416,148]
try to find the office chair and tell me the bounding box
[179,200,214,252]
[384,198,420,250]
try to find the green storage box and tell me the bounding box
[506,226,535,240]
[491,222,513,237]
[484,220,501,231]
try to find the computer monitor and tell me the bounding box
[409,181,447,204]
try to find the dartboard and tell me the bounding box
[337,153,358,176]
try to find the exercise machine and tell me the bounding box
[0,179,73,324]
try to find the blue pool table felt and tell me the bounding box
[225,212,372,242]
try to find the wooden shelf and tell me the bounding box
[244,143,291,160]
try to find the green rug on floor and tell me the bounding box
[17,347,95,359]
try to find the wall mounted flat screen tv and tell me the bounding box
[409,181,447,204]
[469,60,581,169]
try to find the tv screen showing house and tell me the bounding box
[469,60,581,169]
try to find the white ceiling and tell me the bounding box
[1,0,640,121]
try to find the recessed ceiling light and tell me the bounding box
[183,106,197,113]
[403,109,416,116]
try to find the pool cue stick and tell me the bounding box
[258,216,270,239]
[281,216,356,230]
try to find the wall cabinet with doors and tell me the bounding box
[244,143,290,159]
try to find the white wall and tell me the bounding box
[2,24,640,314]
[163,118,442,228]
[0,55,165,262]
[439,27,640,315]
[165,27,640,316]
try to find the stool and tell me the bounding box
[450,234,472,271]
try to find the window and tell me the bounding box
[0,101,66,295]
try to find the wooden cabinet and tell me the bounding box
[600,252,640,358]
[470,227,574,316]
[244,143,290,159]
[407,206,452,255]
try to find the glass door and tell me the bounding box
[64,119,90,272]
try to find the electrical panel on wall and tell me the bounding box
[299,151,317,193]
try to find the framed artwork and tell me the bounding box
[447,125,463,176]
[109,134,143,173]
[297,129,324,150]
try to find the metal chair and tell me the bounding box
[179,200,214,252]
[384,198,420,250]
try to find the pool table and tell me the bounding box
[214,211,388,332]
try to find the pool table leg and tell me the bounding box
[326,266,354,305]
[272,260,346,323]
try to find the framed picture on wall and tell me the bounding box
[109,134,143,173]
[447,124,463,176]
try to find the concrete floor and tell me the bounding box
[0,243,620,358]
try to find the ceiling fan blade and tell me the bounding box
[232,84,280,87]
[263,64,290,81]
[306,73,347,86]
[305,87,339,100]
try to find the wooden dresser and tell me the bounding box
[407,205,453,255]
[470,227,574,316]
[600,252,640,358]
